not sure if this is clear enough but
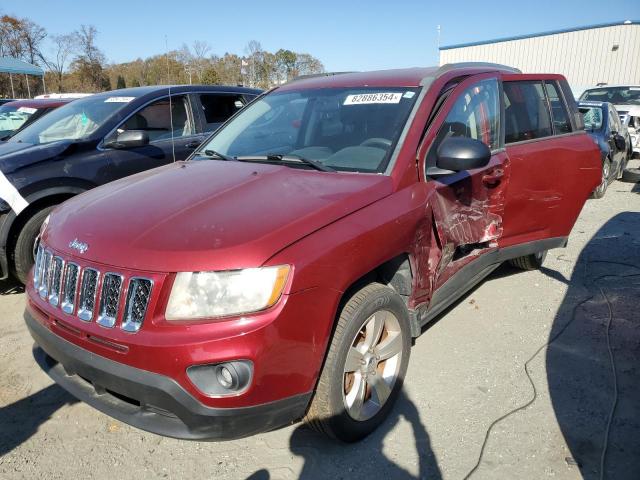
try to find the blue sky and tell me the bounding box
[5,0,640,71]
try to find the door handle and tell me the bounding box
[482,168,504,187]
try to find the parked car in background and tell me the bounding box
[26,64,601,443]
[0,98,74,140]
[35,93,94,100]
[617,104,640,158]
[580,85,640,156]
[0,99,15,106]
[578,101,631,197]
[0,85,261,283]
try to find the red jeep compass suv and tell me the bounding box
[25,63,601,442]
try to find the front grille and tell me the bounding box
[32,247,153,333]
[97,273,123,328]
[121,278,153,332]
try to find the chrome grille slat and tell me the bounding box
[33,245,44,290]
[48,257,64,306]
[121,278,153,333]
[61,263,79,314]
[78,268,99,321]
[38,250,53,299]
[97,273,123,328]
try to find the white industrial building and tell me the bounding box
[439,20,640,96]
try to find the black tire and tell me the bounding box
[591,157,611,199]
[621,167,640,183]
[508,250,547,271]
[304,283,411,442]
[13,206,55,284]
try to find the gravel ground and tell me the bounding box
[1,169,639,480]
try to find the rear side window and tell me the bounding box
[200,94,245,132]
[432,78,500,152]
[545,82,572,134]
[503,81,552,143]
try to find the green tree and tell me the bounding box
[200,67,220,85]
[116,74,126,89]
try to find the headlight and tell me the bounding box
[165,265,290,320]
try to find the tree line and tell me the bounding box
[0,13,325,98]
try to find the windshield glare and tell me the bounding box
[580,87,640,105]
[0,105,33,137]
[579,107,603,130]
[9,95,132,145]
[197,87,420,173]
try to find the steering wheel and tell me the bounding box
[360,137,392,150]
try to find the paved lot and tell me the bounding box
[1,171,639,480]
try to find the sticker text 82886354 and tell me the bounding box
[343,92,403,105]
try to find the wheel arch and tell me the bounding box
[1,183,93,275]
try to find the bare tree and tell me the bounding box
[20,19,47,65]
[41,33,77,91]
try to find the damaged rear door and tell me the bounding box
[421,74,509,297]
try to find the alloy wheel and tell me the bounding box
[343,310,403,421]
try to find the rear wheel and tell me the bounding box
[508,250,547,271]
[304,283,411,442]
[592,158,611,199]
[12,206,55,284]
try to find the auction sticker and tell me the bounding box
[344,92,402,105]
[17,107,37,114]
[104,96,136,103]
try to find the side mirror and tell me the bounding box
[104,130,149,149]
[433,137,492,173]
[614,134,626,151]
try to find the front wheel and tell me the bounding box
[12,206,55,284]
[304,283,411,442]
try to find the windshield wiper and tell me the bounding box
[235,154,335,172]
[195,149,236,162]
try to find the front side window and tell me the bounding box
[196,87,419,173]
[430,78,500,153]
[200,94,246,132]
[116,95,193,142]
[545,82,572,134]
[503,81,552,143]
[9,96,131,145]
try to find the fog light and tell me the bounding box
[187,360,253,396]
[216,365,234,389]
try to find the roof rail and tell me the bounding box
[419,62,521,86]
[288,71,356,83]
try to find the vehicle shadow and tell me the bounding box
[0,277,24,295]
[292,389,441,479]
[248,390,442,479]
[546,211,640,479]
[0,384,77,457]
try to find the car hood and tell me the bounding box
[0,140,75,174]
[43,160,392,272]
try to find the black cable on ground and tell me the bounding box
[462,261,640,480]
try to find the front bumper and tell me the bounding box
[26,310,311,440]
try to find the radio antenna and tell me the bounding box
[165,35,176,162]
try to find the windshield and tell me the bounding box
[196,87,420,173]
[579,106,603,130]
[580,87,640,105]
[9,95,133,145]
[0,105,35,137]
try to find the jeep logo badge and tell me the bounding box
[69,238,89,254]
